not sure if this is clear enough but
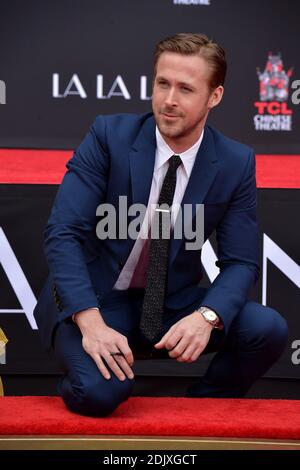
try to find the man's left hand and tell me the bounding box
[154,311,213,363]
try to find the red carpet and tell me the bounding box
[0,149,299,188]
[256,154,300,188]
[1,397,300,439]
[0,149,72,185]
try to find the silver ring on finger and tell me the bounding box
[109,352,124,357]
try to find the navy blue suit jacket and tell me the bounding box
[34,113,259,349]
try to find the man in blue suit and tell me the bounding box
[34,33,288,416]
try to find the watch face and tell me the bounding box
[205,311,217,321]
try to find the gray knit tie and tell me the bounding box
[140,155,182,343]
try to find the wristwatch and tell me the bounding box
[198,307,222,329]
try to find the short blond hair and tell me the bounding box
[154,33,227,90]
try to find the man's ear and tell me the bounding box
[208,85,224,110]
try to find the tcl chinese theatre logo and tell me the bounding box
[254,52,293,131]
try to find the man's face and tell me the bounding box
[152,52,219,149]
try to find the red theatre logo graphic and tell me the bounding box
[254,53,293,131]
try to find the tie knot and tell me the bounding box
[168,154,182,173]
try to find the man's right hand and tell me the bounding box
[73,308,134,382]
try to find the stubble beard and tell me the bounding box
[155,111,185,140]
[158,121,183,139]
[156,113,204,143]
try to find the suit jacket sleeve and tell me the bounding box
[44,116,109,318]
[200,149,260,333]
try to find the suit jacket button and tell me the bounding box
[118,260,124,270]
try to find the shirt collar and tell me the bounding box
[155,126,204,177]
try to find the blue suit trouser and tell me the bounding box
[53,288,288,416]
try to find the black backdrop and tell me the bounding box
[0,0,299,386]
[1,0,300,152]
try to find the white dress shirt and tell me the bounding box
[113,126,204,290]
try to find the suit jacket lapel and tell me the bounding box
[169,126,219,266]
[129,115,156,208]
[126,115,156,254]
